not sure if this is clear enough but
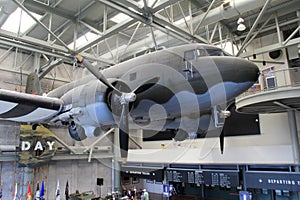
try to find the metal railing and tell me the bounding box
[237,67,300,99]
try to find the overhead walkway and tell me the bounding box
[236,67,300,114]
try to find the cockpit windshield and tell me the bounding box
[184,47,224,61]
[196,48,224,57]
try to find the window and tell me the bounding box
[196,48,224,57]
[184,50,196,61]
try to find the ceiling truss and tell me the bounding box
[0,0,297,83]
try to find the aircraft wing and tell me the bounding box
[0,89,64,123]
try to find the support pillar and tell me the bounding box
[288,110,300,164]
[288,110,300,200]
[113,129,121,193]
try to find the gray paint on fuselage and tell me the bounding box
[46,44,259,133]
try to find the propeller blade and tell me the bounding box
[132,77,160,94]
[219,129,225,154]
[76,55,122,95]
[119,103,129,162]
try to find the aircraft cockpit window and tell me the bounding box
[206,48,224,56]
[196,48,224,57]
[184,50,196,61]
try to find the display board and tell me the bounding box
[121,167,164,181]
[245,171,300,191]
[166,169,203,184]
[166,169,239,187]
[166,169,204,184]
[202,170,240,187]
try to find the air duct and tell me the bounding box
[0,0,18,27]
[192,0,266,28]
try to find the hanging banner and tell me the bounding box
[19,125,57,167]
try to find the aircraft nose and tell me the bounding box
[211,56,259,83]
[235,58,260,83]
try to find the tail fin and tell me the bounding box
[25,72,42,95]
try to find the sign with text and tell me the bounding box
[19,125,57,167]
[121,167,164,181]
[166,169,204,184]
[245,171,300,191]
[203,170,239,187]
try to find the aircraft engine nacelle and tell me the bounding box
[60,79,116,140]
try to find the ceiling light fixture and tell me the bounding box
[237,23,246,31]
[237,17,246,31]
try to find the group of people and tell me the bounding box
[124,188,149,200]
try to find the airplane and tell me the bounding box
[0,43,259,161]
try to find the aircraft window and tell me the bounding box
[206,48,224,56]
[184,50,196,61]
[196,48,224,57]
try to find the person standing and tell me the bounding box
[140,191,145,200]
[143,189,149,200]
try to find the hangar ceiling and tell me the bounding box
[0,0,299,82]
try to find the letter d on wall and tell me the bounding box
[21,141,30,151]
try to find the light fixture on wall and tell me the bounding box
[237,17,246,31]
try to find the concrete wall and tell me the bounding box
[0,122,114,200]
[46,159,113,199]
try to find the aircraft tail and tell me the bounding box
[25,72,42,95]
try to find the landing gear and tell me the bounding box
[212,105,231,154]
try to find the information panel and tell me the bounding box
[166,170,204,184]
[121,167,164,181]
[245,171,300,191]
[203,170,239,187]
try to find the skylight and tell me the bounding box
[110,13,132,23]
[138,0,158,7]
[68,32,98,50]
[1,7,42,34]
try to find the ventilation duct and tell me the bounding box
[0,0,18,27]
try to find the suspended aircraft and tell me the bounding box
[0,43,259,161]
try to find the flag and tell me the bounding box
[13,182,17,200]
[55,180,60,200]
[26,183,32,200]
[65,181,69,200]
[35,183,40,200]
[40,181,45,200]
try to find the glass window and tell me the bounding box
[206,48,224,56]
[196,48,224,57]
[184,50,196,61]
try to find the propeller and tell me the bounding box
[76,55,159,162]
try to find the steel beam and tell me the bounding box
[98,0,208,44]
[283,26,300,46]
[177,2,192,34]
[38,59,63,79]
[22,0,64,36]
[236,0,273,56]
[153,0,180,13]
[239,37,300,58]
[12,0,71,52]
[194,0,217,34]
[241,14,274,54]
[77,19,136,53]
[52,152,113,160]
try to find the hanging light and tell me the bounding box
[237,23,246,31]
[237,17,244,24]
[237,17,246,31]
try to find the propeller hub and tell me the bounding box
[120,92,136,105]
